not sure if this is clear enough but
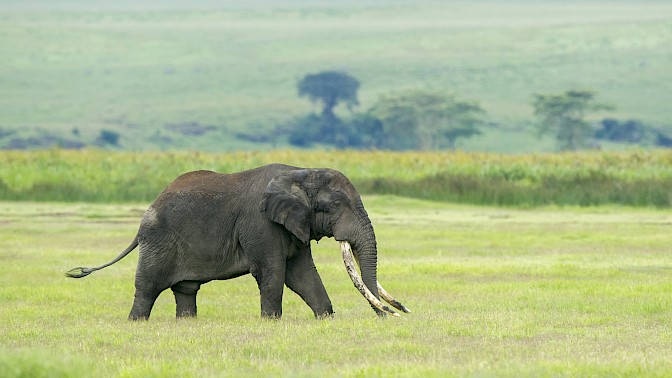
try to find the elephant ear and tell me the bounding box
[260,170,312,244]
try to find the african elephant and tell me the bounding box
[66,163,409,320]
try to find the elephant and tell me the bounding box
[66,163,409,320]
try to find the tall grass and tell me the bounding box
[1,149,671,207]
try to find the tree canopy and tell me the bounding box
[297,71,360,119]
[533,90,612,151]
[370,91,484,150]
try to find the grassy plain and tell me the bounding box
[1,198,671,377]
[1,1,671,151]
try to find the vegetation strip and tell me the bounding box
[1,150,671,207]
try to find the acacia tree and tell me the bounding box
[369,91,484,150]
[293,71,361,146]
[297,71,360,120]
[533,90,612,151]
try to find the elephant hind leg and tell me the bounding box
[250,262,286,319]
[128,287,161,320]
[171,280,202,318]
[128,268,171,320]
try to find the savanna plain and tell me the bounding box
[2,0,672,376]
[1,194,671,377]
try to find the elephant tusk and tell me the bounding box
[377,282,411,313]
[344,243,410,314]
[339,241,400,317]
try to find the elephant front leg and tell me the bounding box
[285,249,334,318]
[250,262,286,319]
[171,281,202,318]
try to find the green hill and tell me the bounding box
[1,0,671,152]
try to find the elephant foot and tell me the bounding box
[261,310,282,320]
[315,311,334,320]
[128,314,150,321]
[176,310,197,318]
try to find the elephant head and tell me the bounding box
[260,168,410,316]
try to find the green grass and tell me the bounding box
[2,149,672,207]
[1,198,671,377]
[1,1,671,151]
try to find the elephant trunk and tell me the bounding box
[340,241,398,317]
[353,230,382,308]
[336,211,410,316]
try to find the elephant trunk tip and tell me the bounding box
[65,267,92,279]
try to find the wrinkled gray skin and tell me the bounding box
[69,164,383,320]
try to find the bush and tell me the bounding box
[99,130,120,146]
[595,118,645,143]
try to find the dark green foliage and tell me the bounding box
[287,113,383,149]
[291,71,363,149]
[347,114,386,149]
[99,130,120,146]
[656,132,672,147]
[533,90,612,151]
[2,132,85,150]
[594,118,672,148]
[287,114,344,147]
[298,71,360,118]
[595,118,646,143]
[0,127,15,139]
[369,91,484,150]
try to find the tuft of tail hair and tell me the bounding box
[65,235,139,279]
[65,267,93,278]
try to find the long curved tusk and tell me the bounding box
[340,241,400,317]
[343,243,411,314]
[377,282,411,313]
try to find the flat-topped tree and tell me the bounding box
[298,71,360,121]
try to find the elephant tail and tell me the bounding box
[65,235,139,278]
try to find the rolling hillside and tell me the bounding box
[1,0,671,152]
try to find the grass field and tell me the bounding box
[1,198,671,377]
[1,1,671,151]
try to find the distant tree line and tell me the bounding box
[285,71,484,150]
[284,71,672,151]
[2,70,671,151]
[533,90,672,150]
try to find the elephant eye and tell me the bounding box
[331,191,350,209]
[315,189,348,213]
[315,201,330,213]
